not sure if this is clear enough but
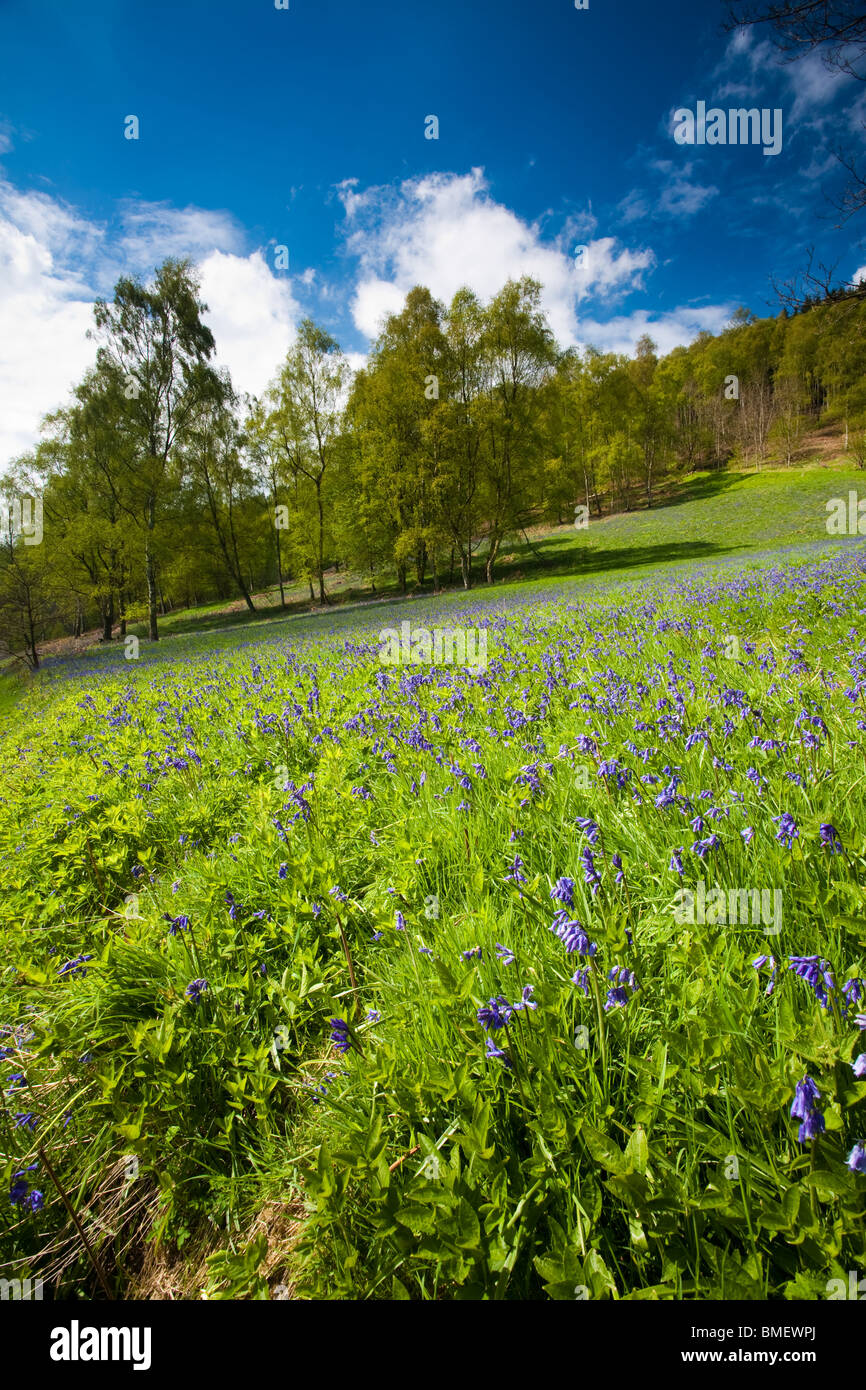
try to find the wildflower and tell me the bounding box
[581,846,601,894]
[604,986,630,1011]
[419,946,433,956]
[819,823,843,855]
[329,885,348,902]
[669,847,684,876]
[14,1113,37,1130]
[551,912,598,957]
[477,996,512,1031]
[691,835,720,860]
[57,953,93,979]
[371,930,383,941]
[774,812,799,850]
[185,978,208,1005]
[366,1009,381,1024]
[162,914,189,936]
[512,985,537,1013]
[484,1036,511,1066]
[329,1018,351,1054]
[741,826,755,844]
[28,1190,44,1212]
[550,876,575,908]
[798,1108,825,1142]
[572,968,591,996]
[791,1080,820,1124]
[848,1142,866,1173]
[575,817,600,844]
[395,911,405,930]
[852,1054,866,1079]
[495,943,515,965]
[790,1075,824,1143]
[752,954,777,995]
[278,863,288,879]
[506,855,526,885]
[789,956,835,1009]
[461,947,483,962]
[9,1175,30,1206]
[611,853,625,884]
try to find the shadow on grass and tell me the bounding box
[500,536,741,585]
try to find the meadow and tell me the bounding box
[1,510,865,1300]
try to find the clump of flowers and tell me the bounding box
[790,1075,824,1143]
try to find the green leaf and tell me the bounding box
[582,1123,629,1176]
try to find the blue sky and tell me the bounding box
[0,0,863,461]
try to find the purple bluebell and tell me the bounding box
[185,978,208,1005]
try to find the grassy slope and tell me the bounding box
[125,465,866,642]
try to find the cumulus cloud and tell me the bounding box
[199,249,300,399]
[341,168,655,345]
[0,178,100,464]
[0,176,303,464]
[576,302,735,358]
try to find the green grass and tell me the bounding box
[1,506,865,1302]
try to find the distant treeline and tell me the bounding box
[2,259,865,664]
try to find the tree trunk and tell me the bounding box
[101,592,114,643]
[145,538,158,641]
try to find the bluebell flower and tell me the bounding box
[550,876,575,908]
[185,978,208,1005]
[395,911,405,930]
[575,817,600,844]
[477,996,512,1031]
[604,986,630,1011]
[798,1108,825,1142]
[495,943,515,965]
[852,1054,866,1079]
[512,985,536,1012]
[848,1142,866,1173]
[774,812,799,850]
[580,846,601,894]
[790,1076,821,1120]
[505,855,526,885]
[329,1017,351,1054]
[669,847,684,876]
[752,954,777,995]
[484,1036,512,1066]
[572,968,590,995]
[819,823,843,855]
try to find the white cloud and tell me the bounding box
[0,180,99,464]
[117,201,245,275]
[343,169,654,345]
[199,249,300,399]
[576,303,735,358]
[0,176,304,463]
